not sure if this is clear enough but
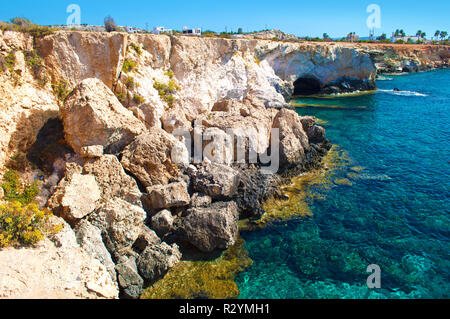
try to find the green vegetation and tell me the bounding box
[5,51,16,72]
[0,201,61,248]
[396,39,405,44]
[52,81,71,102]
[115,91,126,103]
[125,76,136,89]
[1,170,39,205]
[3,51,20,86]
[254,56,261,66]
[122,59,137,73]
[0,18,54,43]
[394,29,406,37]
[164,69,175,79]
[0,169,62,248]
[153,78,180,108]
[133,93,145,104]
[141,239,252,299]
[24,50,48,86]
[128,43,142,56]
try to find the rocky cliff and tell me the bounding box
[0,30,448,299]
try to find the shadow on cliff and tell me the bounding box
[6,110,73,174]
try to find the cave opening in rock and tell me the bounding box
[27,118,73,173]
[293,76,322,96]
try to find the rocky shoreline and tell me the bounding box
[0,30,448,299]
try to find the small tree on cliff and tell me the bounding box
[104,16,118,32]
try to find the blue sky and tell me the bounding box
[1,0,449,38]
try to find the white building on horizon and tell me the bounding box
[391,33,423,43]
[182,26,201,36]
[153,26,173,35]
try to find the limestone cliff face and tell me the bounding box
[0,30,379,170]
[1,29,448,299]
[354,42,450,73]
[0,30,448,172]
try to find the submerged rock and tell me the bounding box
[61,78,146,154]
[182,201,239,253]
[137,242,181,283]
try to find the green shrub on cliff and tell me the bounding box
[1,18,54,41]
[0,201,60,248]
[133,93,145,104]
[125,76,136,89]
[1,169,39,205]
[115,91,126,103]
[52,81,71,102]
[4,51,16,72]
[24,50,48,87]
[128,43,142,56]
[122,59,137,73]
[153,79,180,108]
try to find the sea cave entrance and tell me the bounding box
[293,76,322,96]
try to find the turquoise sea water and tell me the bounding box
[236,69,450,299]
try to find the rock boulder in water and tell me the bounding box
[182,201,239,252]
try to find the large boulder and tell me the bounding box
[191,163,240,199]
[133,226,162,253]
[151,210,175,237]
[272,108,310,169]
[190,193,212,208]
[61,78,146,154]
[58,173,101,221]
[74,220,116,282]
[182,201,239,252]
[145,181,190,211]
[120,128,188,188]
[48,155,144,221]
[137,242,181,282]
[88,198,147,258]
[82,155,143,207]
[115,256,144,299]
[199,97,277,161]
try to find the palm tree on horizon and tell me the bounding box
[435,30,440,41]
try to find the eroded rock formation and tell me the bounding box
[0,29,448,299]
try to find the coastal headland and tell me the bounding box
[0,29,448,298]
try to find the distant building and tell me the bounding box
[182,26,201,36]
[153,26,173,35]
[390,33,422,43]
[125,26,138,34]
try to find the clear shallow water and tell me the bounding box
[236,70,450,299]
